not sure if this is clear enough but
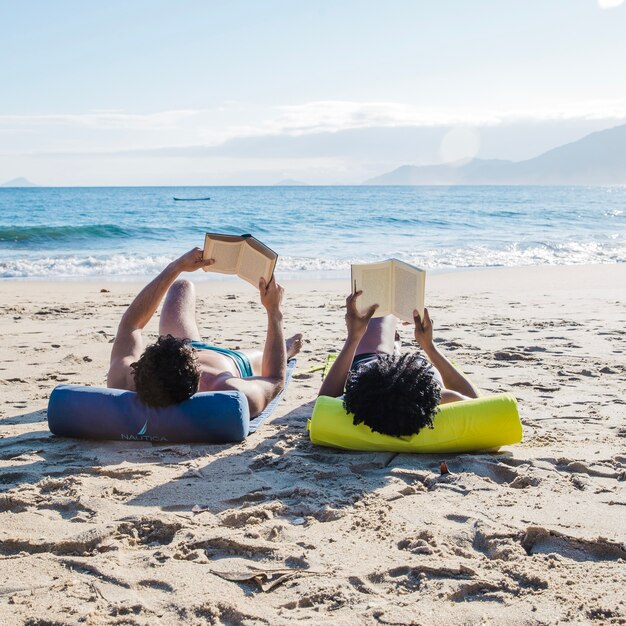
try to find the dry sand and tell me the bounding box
[0,264,625,626]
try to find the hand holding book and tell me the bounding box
[345,290,379,339]
[202,233,278,287]
[413,307,434,352]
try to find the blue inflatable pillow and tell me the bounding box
[47,360,296,443]
[47,386,250,443]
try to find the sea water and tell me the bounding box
[0,185,624,280]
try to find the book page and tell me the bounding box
[351,261,392,317]
[203,235,242,274]
[392,260,425,323]
[238,242,274,287]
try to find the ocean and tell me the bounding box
[0,185,624,280]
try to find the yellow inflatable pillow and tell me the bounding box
[308,394,522,454]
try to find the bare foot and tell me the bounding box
[286,333,304,360]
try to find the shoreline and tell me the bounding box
[0,260,624,287]
[1,262,624,295]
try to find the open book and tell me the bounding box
[351,258,425,324]
[202,233,278,287]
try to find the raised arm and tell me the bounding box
[414,308,479,402]
[221,277,287,416]
[107,248,213,389]
[318,291,378,397]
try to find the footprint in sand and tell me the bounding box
[114,517,182,547]
[397,529,440,555]
[521,526,626,561]
[193,601,268,626]
[1,525,115,557]
[183,535,278,560]
[450,457,541,489]
[219,502,285,528]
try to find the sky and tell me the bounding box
[1,0,626,185]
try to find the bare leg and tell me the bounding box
[240,333,303,376]
[355,316,443,384]
[355,316,398,357]
[159,279,202,341]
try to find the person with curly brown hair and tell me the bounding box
[107,248,302,415]
[318,291,478,437]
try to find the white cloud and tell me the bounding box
[3,99,626,145]
[267,99,626,136]
[269,101,499,134]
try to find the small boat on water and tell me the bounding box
[173,197,211,201]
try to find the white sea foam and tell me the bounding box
[1,240,624,280]
[0,254,173,279]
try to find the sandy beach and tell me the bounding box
[1,264,625,625]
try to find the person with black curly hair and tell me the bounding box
[107,247,302,415]
[129,334,200,408]
[318,290,478,437]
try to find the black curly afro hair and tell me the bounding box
[343,352,442,437]
[131,334,200,407]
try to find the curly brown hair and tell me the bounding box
[344,352,441,437]
[131,335,200,407]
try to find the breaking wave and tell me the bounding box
[1,240,623,280]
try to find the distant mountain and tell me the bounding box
[274,179,308,186]
[0,177,38,187]
[363,123,626,185]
